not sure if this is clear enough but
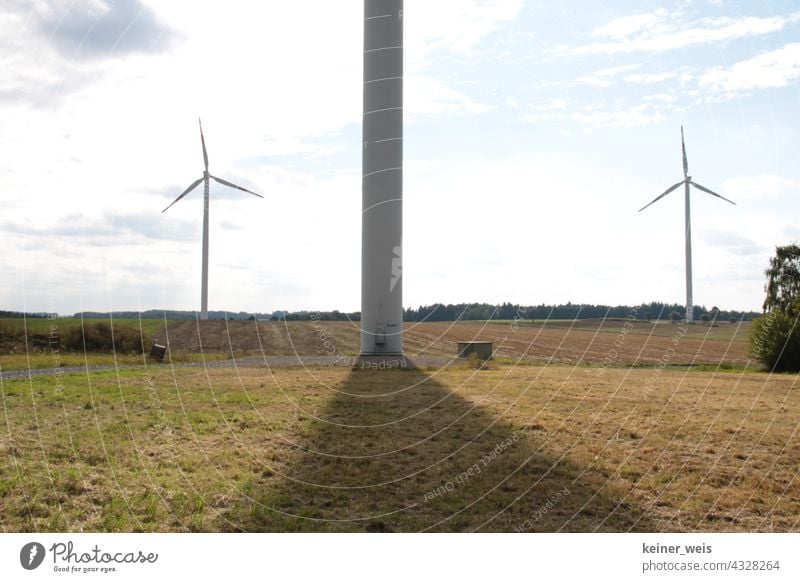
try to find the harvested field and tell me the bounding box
[157,319,361,356]
[158,319,753,368]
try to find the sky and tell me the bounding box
[1,0,799,316]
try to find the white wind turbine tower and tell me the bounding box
[638,126,735,323]
[162,119,263,320]
[361,0,404,356]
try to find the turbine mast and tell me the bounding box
[201,173,210,321]
[684,176,693,324]
[361,0,404,355]
[200,118,211,321]
[682,126,693,324]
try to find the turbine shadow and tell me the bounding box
[220,367,654,532]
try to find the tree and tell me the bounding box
[670,311,681,324]
[750,301,800,372]
[701,313,711,325]
[710,306,720,323]
[750,245,800,372]
[763,244,800,316]
[729,316,737,324]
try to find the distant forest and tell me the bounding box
[2,302,760,322]
[403,302,758,322]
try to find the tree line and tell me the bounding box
[3,303,760,322]
[402,302,757,323]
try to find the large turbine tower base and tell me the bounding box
[360,0,404,356]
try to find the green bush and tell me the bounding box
[63,322,151,354]
[0,320,18,341]
[750,311,800,372]
[0,321,19,351]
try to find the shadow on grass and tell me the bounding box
[220,368,653,532]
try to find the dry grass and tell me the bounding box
[159,320,361,356]
[3,317,752,369]
[156,319,753,368]
[1,363,797,532]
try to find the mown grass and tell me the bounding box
[0,351,233,372]
[1,363,797,532]
[491,357,760,374]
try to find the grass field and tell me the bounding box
[0,317,755,372]
[0,317,168,336]
[0,318,198,372]
[1,363,797,532]
[158,318,753,368]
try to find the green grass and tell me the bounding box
[1,364,796,532]
[0,317,168,336]
[0,318,176,371]
[0,351,232,372]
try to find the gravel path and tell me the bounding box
[0,354,457,382]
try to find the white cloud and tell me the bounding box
[524,99,681,130]
[521,97,569,122]
[641,92,678,103]
[569,103,670,130]
[541,41,799,124]
[405,0,524,68]
[0,0,508,232]
[555,11,800,56]
[698,43,800,98]
[592,10,668,39]
[624,71,682,84]
[574,64,640,87]
[721,174,798,201]
[701,229,762,251]
[407,76,491,118]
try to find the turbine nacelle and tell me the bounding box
[161,119,264,213]
[638,131,734,214]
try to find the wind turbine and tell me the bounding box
[162,119,263,320]
[638,126,735,323]
[361,0,404,356]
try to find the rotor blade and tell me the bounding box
[210,175,264,198]
[638,181,684,212]
[199,118,208,172]
[690,181,736,205]
[681,125,688,178]
[161,177,204,213]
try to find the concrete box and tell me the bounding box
[457,341,493,360]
